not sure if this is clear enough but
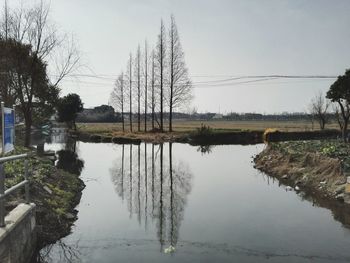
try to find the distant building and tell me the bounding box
[212,114,223,119]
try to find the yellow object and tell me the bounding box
[263,128,279,142]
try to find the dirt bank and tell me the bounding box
[76,130,182,144]
[254,141,350,204]
[3,147,85,250]
[73,129,340,146]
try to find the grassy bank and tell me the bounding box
[3,147,85,248]
[77,120,339,136]
[254,140,350,203]
[75,120,340,145]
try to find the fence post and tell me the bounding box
[24,159,29,204]
[0,163,5,227]
[1,101,4,155]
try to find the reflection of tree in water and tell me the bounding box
[56,139,84,175]
[33,138,84,263]
[197,145,214,155]
[32,240,81,263]
[110,142,192,250]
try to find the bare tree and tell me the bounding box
[167,15,192,132]
[155,20,166,132]
[309,91,329,130]
[144,40,148,132]
[0,1,80,145]
[110,73,125,132]
[2,1,80,86]
[2,0,9,40]
[151,49,156,130]
[136,45,141,132]
[0,1,13,106]
[127,53,133,132]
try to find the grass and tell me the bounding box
[77,119,341,137]
[3,146,85,246]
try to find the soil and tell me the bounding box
[254,141,349,203]
[2,148,85,250]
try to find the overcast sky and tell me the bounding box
[9,0,350,113]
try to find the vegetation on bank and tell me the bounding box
[254,140,350,202]
[73,120,341,145]
[76,120,338,135]
[3,147,85,248]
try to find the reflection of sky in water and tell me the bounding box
[39,141,350,263]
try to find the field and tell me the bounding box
[77,120,340,137]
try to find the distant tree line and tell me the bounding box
[75,107,338,123]
[224,112,315,122]
[109,15,193,133]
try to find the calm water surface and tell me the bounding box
[38,140,350,263]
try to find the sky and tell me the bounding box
[8,0,350,113]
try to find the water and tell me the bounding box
[37,140,350,262]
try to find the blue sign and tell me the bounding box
[2,107,15,153]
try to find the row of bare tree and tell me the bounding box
[110,16,193,133]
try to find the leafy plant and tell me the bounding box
[321,145,337,155]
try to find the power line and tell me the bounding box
[53,73,338,82]
[59,74,337,89]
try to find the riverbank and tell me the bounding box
[77,120,341,134]
[73,125,340,146]
[3,147,85,250]
[254,140,350,204]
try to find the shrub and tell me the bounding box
[195,124,212,135]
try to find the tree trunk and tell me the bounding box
[24,113,32,147]
[343,120,348,142]
[121,77,124,133]
[160,24,164,132]
[129,55,133,132]
[137,47,141,132]
[169,102,173,132]
[319,118,325,130]
[144,42,148,132]
[160,64,163,132]
[169,19,174,132]
[151,53,155,131]
[122,111,124,132]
